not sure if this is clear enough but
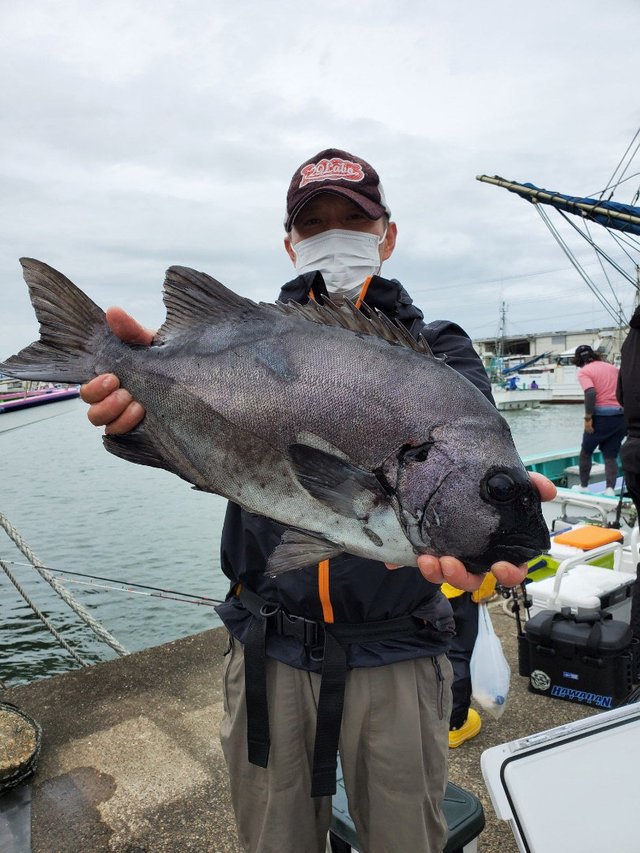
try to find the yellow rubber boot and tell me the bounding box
[449,708,482,748]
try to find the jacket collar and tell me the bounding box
[278,273,424,328]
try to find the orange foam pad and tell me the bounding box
[552,526,623,550]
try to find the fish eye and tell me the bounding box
[485,473,517,503]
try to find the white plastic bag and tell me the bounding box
[470,602,511,720]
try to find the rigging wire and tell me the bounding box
[582,218,629,324]
[586,170,640,199]
[539,199,639,318]
[534,205,624,325]
[597,127,640,200]
[604,225,640,267]
[555,206,638,294]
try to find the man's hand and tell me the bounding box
[387,471,556,591]
[413,554,532,591]
[79,307,154,434]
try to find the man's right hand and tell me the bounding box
[79,306,155,434]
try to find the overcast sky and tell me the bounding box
[2,0,640,362]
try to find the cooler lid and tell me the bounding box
[481,702,640,852]
[524,609,632,652]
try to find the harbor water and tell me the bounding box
[1,399,584,687]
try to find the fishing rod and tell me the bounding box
[0,560,224,607]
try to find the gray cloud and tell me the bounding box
[2,0,639,360]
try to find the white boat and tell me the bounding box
[521,332,620,403]
[485,308,555,410]
[491,383,552,411]
[489,455,640,853]
[478,304,619,409]
[483,329,622,407]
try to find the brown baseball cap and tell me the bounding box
[284,148,391,231]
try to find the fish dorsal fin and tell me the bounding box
[268,296,433,356]
[155,266,259,342]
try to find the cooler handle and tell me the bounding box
[549,542,624,604]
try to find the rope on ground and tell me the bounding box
[0,511,130,657]
[0,557,88,667]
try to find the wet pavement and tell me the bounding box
[1,600,601,852]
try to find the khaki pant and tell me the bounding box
[220,636,453,853]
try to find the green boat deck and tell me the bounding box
[523,447,605,486]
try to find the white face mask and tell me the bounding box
[291,228,387,296]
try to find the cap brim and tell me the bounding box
[285,186,387,232]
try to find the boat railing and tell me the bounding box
[553,492,619,525]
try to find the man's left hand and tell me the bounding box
[413,554,530,591]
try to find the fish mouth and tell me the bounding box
[486,542,542,566]
[462,538,547,575]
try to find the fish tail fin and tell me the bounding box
[0,258,108,383]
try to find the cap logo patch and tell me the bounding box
[299,157,365,188]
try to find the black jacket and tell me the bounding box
[618,305,640,438]
[216,273,493,671]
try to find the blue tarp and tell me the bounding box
[500,352,551,375]
[477,176,640,236]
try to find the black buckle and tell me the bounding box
[270,610,324,654]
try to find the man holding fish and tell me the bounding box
[79,150,554,853]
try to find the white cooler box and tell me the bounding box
[481,702,640,852]
[528,562,636,622]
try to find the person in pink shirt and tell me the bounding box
[573,344,626,495]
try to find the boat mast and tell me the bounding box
[476,175,640,232]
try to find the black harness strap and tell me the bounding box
[311,617,424,796]
[237,586,422,796]
[310,630,346,797]
[238,586,277,768]
[244,615,270,767]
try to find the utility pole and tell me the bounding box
[496,300,507,360]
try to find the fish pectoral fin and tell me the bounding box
[265,529,344,577]
[288,443,387,519]
[103,424,212,491]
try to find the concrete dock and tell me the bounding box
[2,601,599,852]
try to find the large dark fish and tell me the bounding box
[1,259,549,574]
